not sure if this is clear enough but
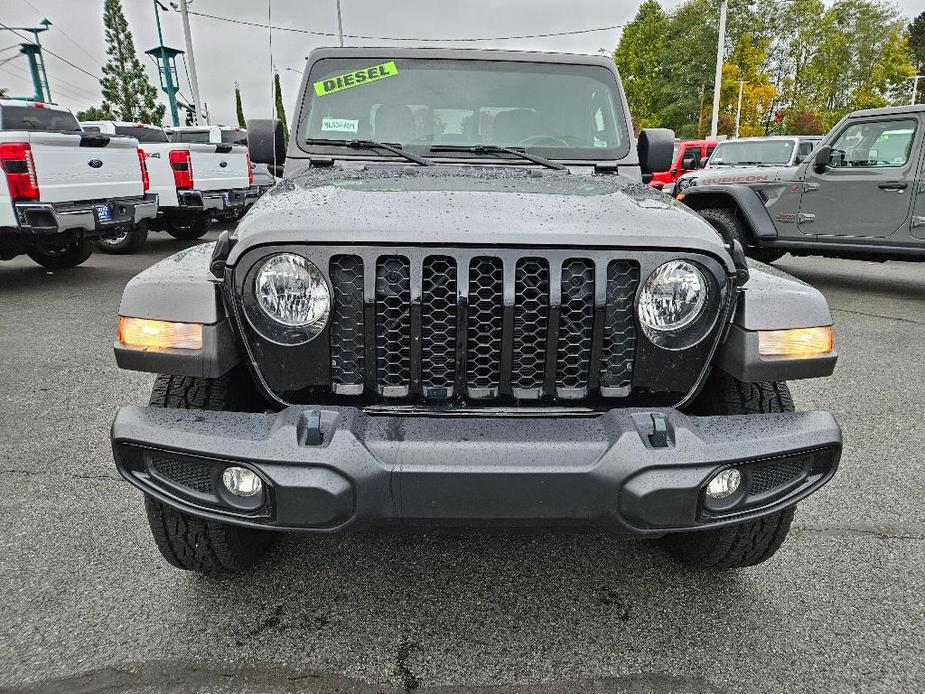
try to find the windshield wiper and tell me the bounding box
[306,138,434,166]
[428,144,568,171]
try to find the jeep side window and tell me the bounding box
[795,141,815,164]
[829,119,917,168]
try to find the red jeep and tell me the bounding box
[648,139,718,189]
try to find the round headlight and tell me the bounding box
[638,260,708,334]
[255,253,330,328]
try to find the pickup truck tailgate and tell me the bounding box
[190,146,249,191]
[27,131,143,203]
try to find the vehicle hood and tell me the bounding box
[229,165,731,265]
[678,164,795,186]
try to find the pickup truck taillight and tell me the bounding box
[137,148,150,192]
[245,151,254,186]
[169,149,193,190]
[0,142,40,202]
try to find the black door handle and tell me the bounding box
[878,182,908,191]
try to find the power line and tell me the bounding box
[17,0,104,64]
[0,22,101,83]
[0,63,96,104]
[186,10,622,42]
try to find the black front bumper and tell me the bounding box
[112,405,841,535]
[14,194,158,241]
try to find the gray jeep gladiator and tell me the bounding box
[111,48,842,575]
[675,106,925,263]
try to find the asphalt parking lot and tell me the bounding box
[0,230,923,694]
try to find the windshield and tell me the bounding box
[301,58,629,159]
[1,105,80,132]
[708,139,796,166]
[115,125,168,143]
[221,129,248,145]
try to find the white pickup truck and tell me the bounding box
[80,121,252,252]
[167,125,275,202]
[0,100,157,268]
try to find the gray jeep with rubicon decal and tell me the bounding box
[111,48,842,575]
[675,108,925,264]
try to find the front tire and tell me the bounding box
[95,221,149,254]
[26,237,94,270]
[698,206,785,265]
[660,371,797,569]
[145,371,275,574]
[165,216,208,241]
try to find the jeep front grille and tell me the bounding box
[327,252,640,402]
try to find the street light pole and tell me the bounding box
[912,75,924,106]
[336,0,344,47]
[734,80,745,138]
[176,0,202,125]
[709,0,728,139]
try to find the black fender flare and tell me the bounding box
[678,185,778,241]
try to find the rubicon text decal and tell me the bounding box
[314,62,399,96]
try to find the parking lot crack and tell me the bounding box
[830,307,925,327]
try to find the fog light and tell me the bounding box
[706,468,741,499]
[221,466,263,497]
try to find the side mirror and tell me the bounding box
[246,118,287,168]
[813,145,832,173]
[681,152,700,170]
[637,128,675,174]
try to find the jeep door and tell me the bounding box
[911,120,925,240]
[798,116,920,239]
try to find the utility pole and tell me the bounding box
[912,75,924,106]
[175,0,202,125]
[336,0,345,47]
[2,19,52,102]
[697,84,705,138]
[709,0,728,139]
[734,80,745,138]
[147,0,183,126]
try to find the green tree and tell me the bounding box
[797,0,913,127]
[274,72,288,142]
[76,105,117,120]
[908,11,925,102]
[711,35,777,137]
[613,0,670,130]
[235,83,246,128]
[94,0,165,124]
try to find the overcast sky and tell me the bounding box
[2,0,923,124]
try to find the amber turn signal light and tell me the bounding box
[758,326,833,358]
[118,317,203,351]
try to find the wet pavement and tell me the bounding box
[1,232,923,693]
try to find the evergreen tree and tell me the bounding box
[235,83,246,128]
[76,105,117,121]
[274,73,288,141]
[95,0,166,124]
